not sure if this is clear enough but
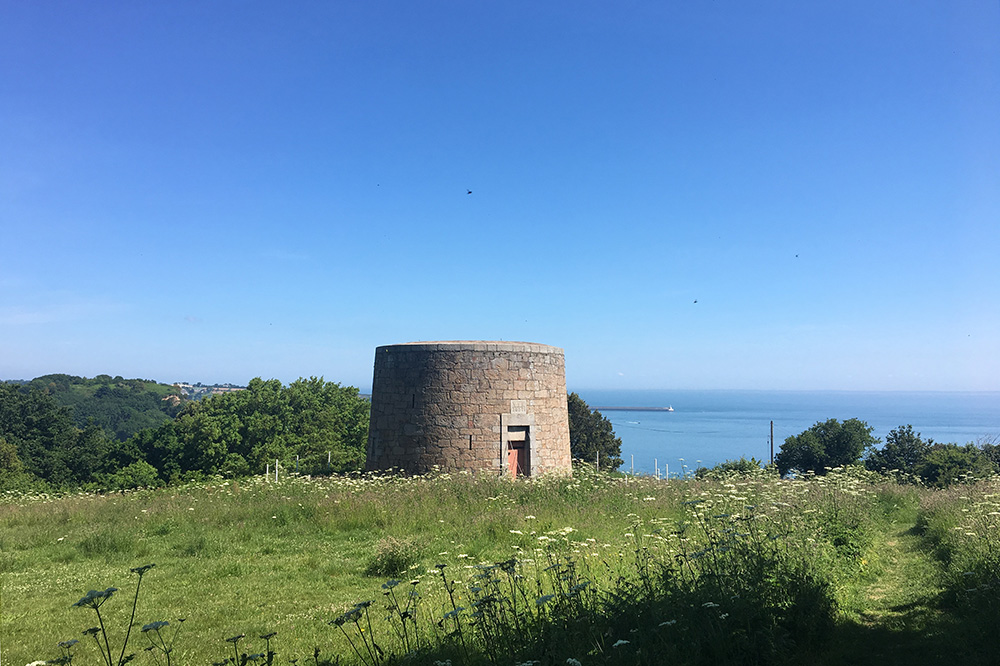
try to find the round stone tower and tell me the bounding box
[366,341,572,477]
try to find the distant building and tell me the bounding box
[173,382,246,400]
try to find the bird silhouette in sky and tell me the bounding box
[467,190,472,195]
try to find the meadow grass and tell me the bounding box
[3,469,998,665]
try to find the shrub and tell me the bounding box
[917,443,995,488]
[364,537,419,577]
[98,460,161,490]
[694,456,774,480]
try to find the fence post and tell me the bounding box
[275,459,278,483]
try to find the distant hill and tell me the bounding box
[17,374,185,440]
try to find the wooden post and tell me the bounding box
[275,459,278,483]
[770,420,774,464]
[266,463,270,480]
[596,451,600,472]
[327,451,331,473]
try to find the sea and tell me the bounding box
[573,390,1000,476]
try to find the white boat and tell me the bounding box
[666,405,674,412]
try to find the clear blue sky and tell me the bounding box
[2,1,998,392]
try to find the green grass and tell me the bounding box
[3,469,999,665]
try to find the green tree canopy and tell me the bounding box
[775,418,878,476]
[916,443,995,488]
[131,377,370,481]
[17,373,184,440]
[567,392,623,471]
[865,425,932,475]
[0,383,115,487]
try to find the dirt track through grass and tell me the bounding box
[821,518,959,666]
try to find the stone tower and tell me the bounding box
[366,341,572,477]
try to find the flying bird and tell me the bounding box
[467,190,472,195]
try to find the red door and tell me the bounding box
[508,443,528,477]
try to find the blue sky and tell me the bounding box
[2,1,998,392]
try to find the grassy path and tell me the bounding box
[819,519,954,665]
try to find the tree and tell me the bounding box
[917,443,995,488]
[132,376,370,479]
[0,437,23,475]
[775,418,877,476]
[567,392,623,471]
[865,424,932,475]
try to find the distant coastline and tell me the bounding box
[592,406,674,412]
[579,389,1000,474]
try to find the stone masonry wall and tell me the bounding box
[366,341,572,476]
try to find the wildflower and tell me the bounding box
[702,602,719,608]
[141,621,169,632]
[381,579,401,589]
[567,659,583,666]
[658,620,677,627]
[72,587,118,609]
[536,594,555,605]
[58,639,79,649]
[612,639,630,648]
[225,634,245,643]
[130,563,156,576]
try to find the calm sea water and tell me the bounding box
[574,390,1000,476]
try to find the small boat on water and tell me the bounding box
[666,405,674,412]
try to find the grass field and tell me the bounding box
[3,468,999,665]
